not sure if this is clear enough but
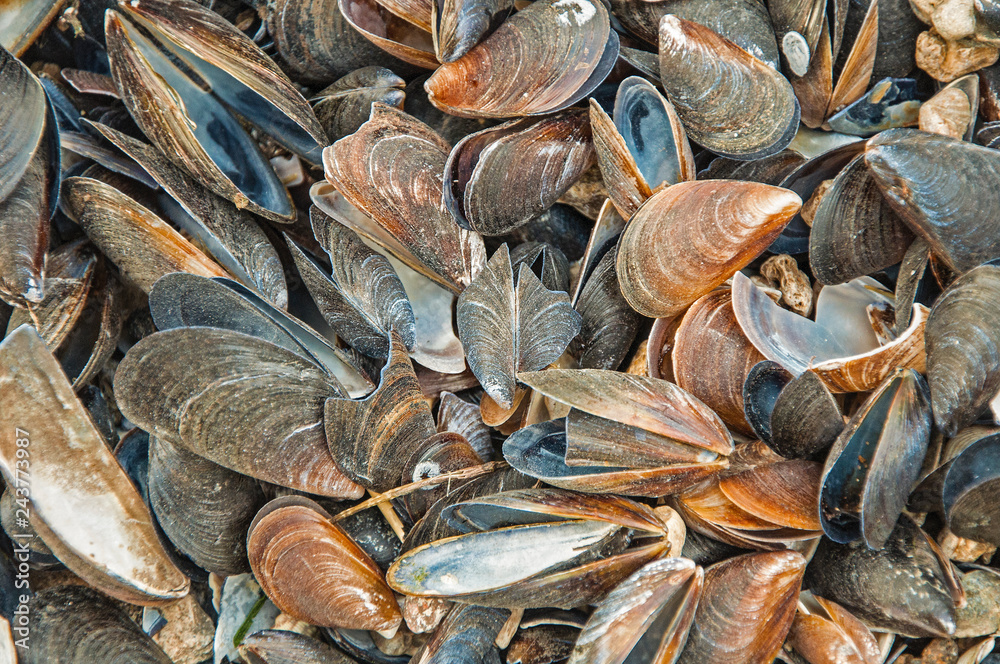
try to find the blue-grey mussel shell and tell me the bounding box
[819,368,932,549]
[866,129,1000,275]
[19,585,173,664]
[925,262,1000,436]
[805,516,963,638]
[941,432,1000,547]
[388,488,670,608]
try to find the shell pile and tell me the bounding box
[4,0,1000,662]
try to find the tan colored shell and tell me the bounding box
[0,326,189,605]
[248,497,402,631]
[323,104,485,293]
[589,99,650,219]
[616,180,802,318]
[810,304,929,393]
[424,0,615,118]
[672,289,765,437]
[63,176,227,292]
[658,16,799,160]
[676,551,806,664]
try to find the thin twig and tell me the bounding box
[370,489,407,541]
[332,460,509,523]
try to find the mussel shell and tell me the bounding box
[424,0,619,118]
[324,331,437,492]
[444,109,594,236]
[19,585,173,664]
[148,435,264,576]
[404,466,537,550]
[443,487,669,535]
[672,289,765,437]
[0,44,49,304]
[388,512,665,608]
[808,152,913,285]
[148,272,370,393]
[63,176,228,292]
[658,16,800,160]
[925,263,1000,436]
[805,516,960,637]
[786,595,883,664]
[719,459,823,531]
[770,140,865,255]
[247,496,403,631]
[865,129,1000,274]
[312,68,407,142]
[568,557,702,664]
[239,629,355,664]
[820,368,932,548]
[503,419,728,498]
[518,369,734,455]
[942,433,1000,546]
[457,245,581,410]
[121,0,328,163]
[433,0,513,62]
[422,604,509,664]
[612,0,778,67]
[0,326,189,605]
[742,360,793,445]
[616,180,801,318]
[93,122,288,307]
[308,197,466,375]
[676,551,805,664]
[511,242,571,294]
[570,246,640,371]
[115,326,364,498]
[287,220,416,359]
[323,103,486,293]
[268,0,412,85]
[767,370,844,459]
[339,0,438,69]
[438,391,494,461]
[105,11,294,222]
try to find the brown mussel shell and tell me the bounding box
[247,496,403,631]
[568,557,703,664]
[424,0,618,118]
[658,16,800,160]
[616,180,801,318]
[676,551,805,664]
[444,109,594,236]
[672,289,765,437]
[324,103,486,293]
